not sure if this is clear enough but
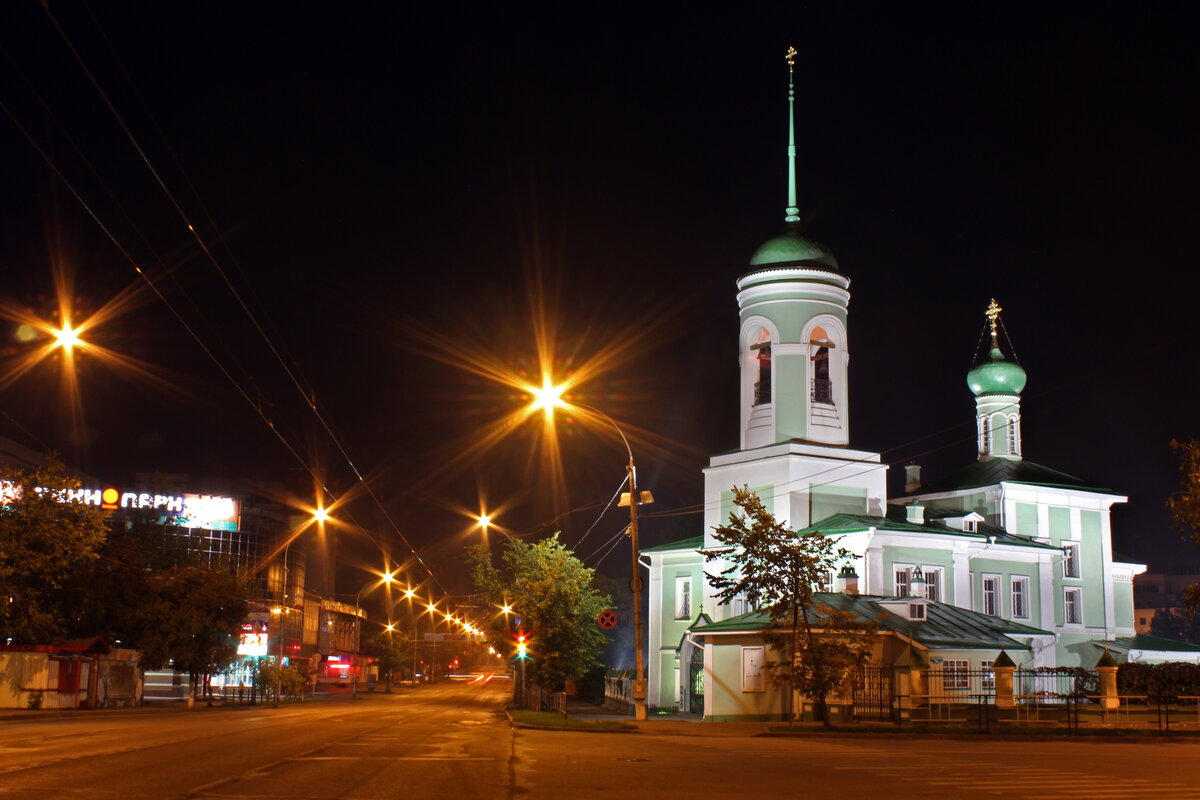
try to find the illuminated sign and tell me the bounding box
[238,632,268,657]
[1,481,240,531]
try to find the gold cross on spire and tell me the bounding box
[986,298,1002,335]
[786,46,797,73]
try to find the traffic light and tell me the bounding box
[517,632,527,659]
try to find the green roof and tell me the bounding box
[799,511,1060,551]
[967,346,1027,396]
[641,534,703,554]
[747,225,839,272]
[1101,634,1200,658]
[690,593,1046,651]
[903,458,1111,496]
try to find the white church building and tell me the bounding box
[640,52,1159,721]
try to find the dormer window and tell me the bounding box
[908,602,926,621]
[963,518,977,533]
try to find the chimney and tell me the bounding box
[905,463,922,493]
[906,503,925,525]
[834,566,859,596]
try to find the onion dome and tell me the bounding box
[968,299,1027,396]
[968,346,1027,396]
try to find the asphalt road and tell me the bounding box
[5,676,1200,799]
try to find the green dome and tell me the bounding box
[968,347,1027,396]
[749,229,839,271]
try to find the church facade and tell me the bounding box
[641,53,1150,720]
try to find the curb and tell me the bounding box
[505,709,639,734]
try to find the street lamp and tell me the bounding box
[352,570,395,699]
[531,388,652,721]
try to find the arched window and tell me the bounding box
[811,326,833,404]
[1007,414,1018,455]
[977,416,988,454]
[751,329,772,406]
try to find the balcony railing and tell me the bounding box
[811,378,833,404]
[753,380,771,405]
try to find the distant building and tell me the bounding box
[1133,566,1200,634]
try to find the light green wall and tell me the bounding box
[884,547,955,599]
[706,638,785,722]
[720,484,774,523]
[1114,580,1134,630]
[1048,507,1070,541]
[1015,502,1038,537]
[811,484,867,522]
[774,354,806,441]
[654,552,705,707]
[1080,510,1105,626]
[655,651,679,710]
[969,558,1041,627]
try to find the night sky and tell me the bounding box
[2,4,1199,597]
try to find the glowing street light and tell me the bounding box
[53,324,81,353]
[352,569,396,699]
[533,379,652,721]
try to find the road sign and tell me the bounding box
[598,609,617,630]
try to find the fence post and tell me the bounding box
[993,649,1016,710]
[1096,650,1119,711]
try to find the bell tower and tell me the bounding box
[739,47,850,450]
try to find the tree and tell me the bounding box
[701,486,876,727]
[0,459,108,642]
[71,508,248,698]
[1168,440,1200,614]
[365,628,412,691]
[469,534,612,690]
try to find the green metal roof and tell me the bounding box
[799,511,1059,551]
[641,534,703,554]
[902,458,1111,496]
[690,593,1045,651]
[748,228,839,272]
[968,346,1027,396]
[1102,634,1200,656]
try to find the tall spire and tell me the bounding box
[785,46,800,224]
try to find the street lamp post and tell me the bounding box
[533,388,650,721]
[352,571,394,699]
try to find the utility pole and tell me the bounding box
[626,458,647,721]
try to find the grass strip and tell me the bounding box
[510,709,635,730]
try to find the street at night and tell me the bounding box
[5,678,1200,799]
[6,5,1200,798]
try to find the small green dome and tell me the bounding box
[968,347,1027,396]
[749,228,839,271]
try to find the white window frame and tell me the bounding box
[1062,542,1081,579]
[981,659,995,690]
[963,518,978,533]
[943,659,970,690]
[982,574,1001,616]
[1012,576,1030,620]
[741,646,765,693]
[921,566,944,603]
[894,563,914,597]
[674,576,692,620]
[1064,587,1083,625]
[908,602,926,621]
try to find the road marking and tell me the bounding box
[295,755,494,761]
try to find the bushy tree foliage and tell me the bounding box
[469,534,611,690]
[73,509,247,678]
[0,459,107,642]
[1168,440,1200,614]
[701,486,876,726]
[366,628,412,690]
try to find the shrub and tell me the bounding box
[26,690,44,710]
